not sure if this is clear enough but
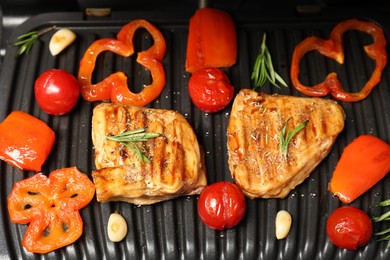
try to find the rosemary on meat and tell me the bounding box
[251,33,288,90]
[106,128,160,163]
[372,199,390,248]
[14,25,56,56]
[279,117,308,157]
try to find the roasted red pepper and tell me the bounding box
[290,18,387,102]
[185,7,237,73]
[329,135,390,204]
[8,167,95,254]
[0,111,55,172]
[78,19,166,106]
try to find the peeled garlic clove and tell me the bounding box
[49,28,76,56]
[275,210,292,240]
[107,212,127,242]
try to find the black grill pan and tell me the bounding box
[0,8,390,260]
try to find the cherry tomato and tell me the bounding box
[326,206,372,250]
[35,69,80,115]
[198,181,246,230]
[188,67,234,113]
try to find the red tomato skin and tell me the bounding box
[188,67,234,113]
[198,181,246,230]
[326,206,372,250]
[35,69,80,115]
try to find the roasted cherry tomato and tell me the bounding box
[326,206,372,250]
[198,181,246,230]
[35,69,80,115]
[7,167,95,254]
[188,67,234,113]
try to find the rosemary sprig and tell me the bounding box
[106,128,160,163]
[14,25,56,56]
[251,33,288,90]
[373,199,390,248]
[279,117,308,157]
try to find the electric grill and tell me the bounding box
[0,1,390,259]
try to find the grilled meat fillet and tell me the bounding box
[91,103,207,205]
[227,89,345,198]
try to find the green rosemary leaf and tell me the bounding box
[122,142,150,163]
[264,47,275,82]
[14,25,56,56]
[376,233,390,242]
[373,210,390,222]
[106,132,160,143]
[106,128,160,163]
[372,198,390,248]
[279,117,308,157]
[375,227,390,236]
[16,31,38,39]
[374,199,390,208]
[274,72,288,87]
[251,33,288,90]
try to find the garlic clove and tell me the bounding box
[49,28,76,56]
[107,212,128,242]
[275,210,292,240]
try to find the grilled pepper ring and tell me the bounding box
[290,18,387,102]
[78,19,166,106]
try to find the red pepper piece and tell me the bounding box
[329,135,390,204]
[78,19,166,106]
[291,18,387,102]
[0,111,55,172]
[185,7,237,73]
[8,167,95,253]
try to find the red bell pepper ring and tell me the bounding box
[78,19,166,107]
[0,111,55,172]
[8,167,95,254]
[290,18,387,102]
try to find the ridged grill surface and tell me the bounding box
[0,10,390,260]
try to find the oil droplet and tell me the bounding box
[205,131,210,136]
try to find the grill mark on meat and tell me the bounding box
[91,103,207,205]
[227,89,345,198]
